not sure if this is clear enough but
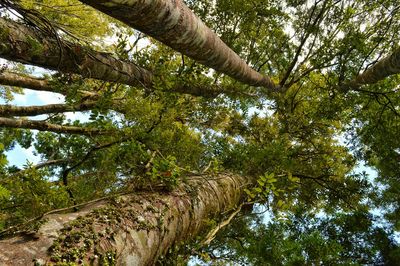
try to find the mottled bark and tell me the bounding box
[0,173,250,265]
[0,102,98,117]
[0,117,108,135]
[349,48,400,87]
[79,0,280,92]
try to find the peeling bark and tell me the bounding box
[0,117,108,135]
[0,173,250,265]
[79,0,280,92]
[349,48,400,87]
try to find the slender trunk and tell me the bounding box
[79,0,280,92]
[0,117,108,135]
[0,173,250,265]
[349,48,400,87]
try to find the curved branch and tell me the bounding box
[9,159,69,179]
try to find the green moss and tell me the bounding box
[0,26,10,42]
[99,251,116,266]
[26,35,44,57]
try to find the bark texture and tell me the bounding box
[0,117,107,135]
[0,102,98,117]
[0,173,250,265]
[350,48,400,87]
[0,17,152,87]
[79,0,280,92]
[0,71,52,91]
[0,20,249,98]
[0,71,99,98]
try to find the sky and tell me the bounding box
[0,60,91,167]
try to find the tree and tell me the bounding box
[0,0,399,264]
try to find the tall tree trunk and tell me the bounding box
[79,0,280,92]
[0,173,251,265]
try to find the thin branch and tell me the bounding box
[0,102,98,117]
[0,71,99,98]
[280,0,328,87]
[9,159,69,178]
[201,204,243,246]
[0,117,109,135]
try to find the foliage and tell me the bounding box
[196,206,400,265]
[0,0,400,264]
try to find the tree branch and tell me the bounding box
[0,117,109,135]
[0,102,98,117]
[0,71,98,97]
[0,18,263,98]
[348,47,400,88]
[80,0,280,92]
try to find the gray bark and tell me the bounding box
[0,173,250,265]
[79,0,280,92]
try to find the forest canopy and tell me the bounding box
[0,0,400,265]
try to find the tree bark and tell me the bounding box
[0,71,51,92]
[0,102,99,117]
[79,0,280,92]
[0,19,247,98]
[0,117,108,135]
[0,71,99,98]
[0,17,152,88]
[349,47,400,87]
[0,173,250,265]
